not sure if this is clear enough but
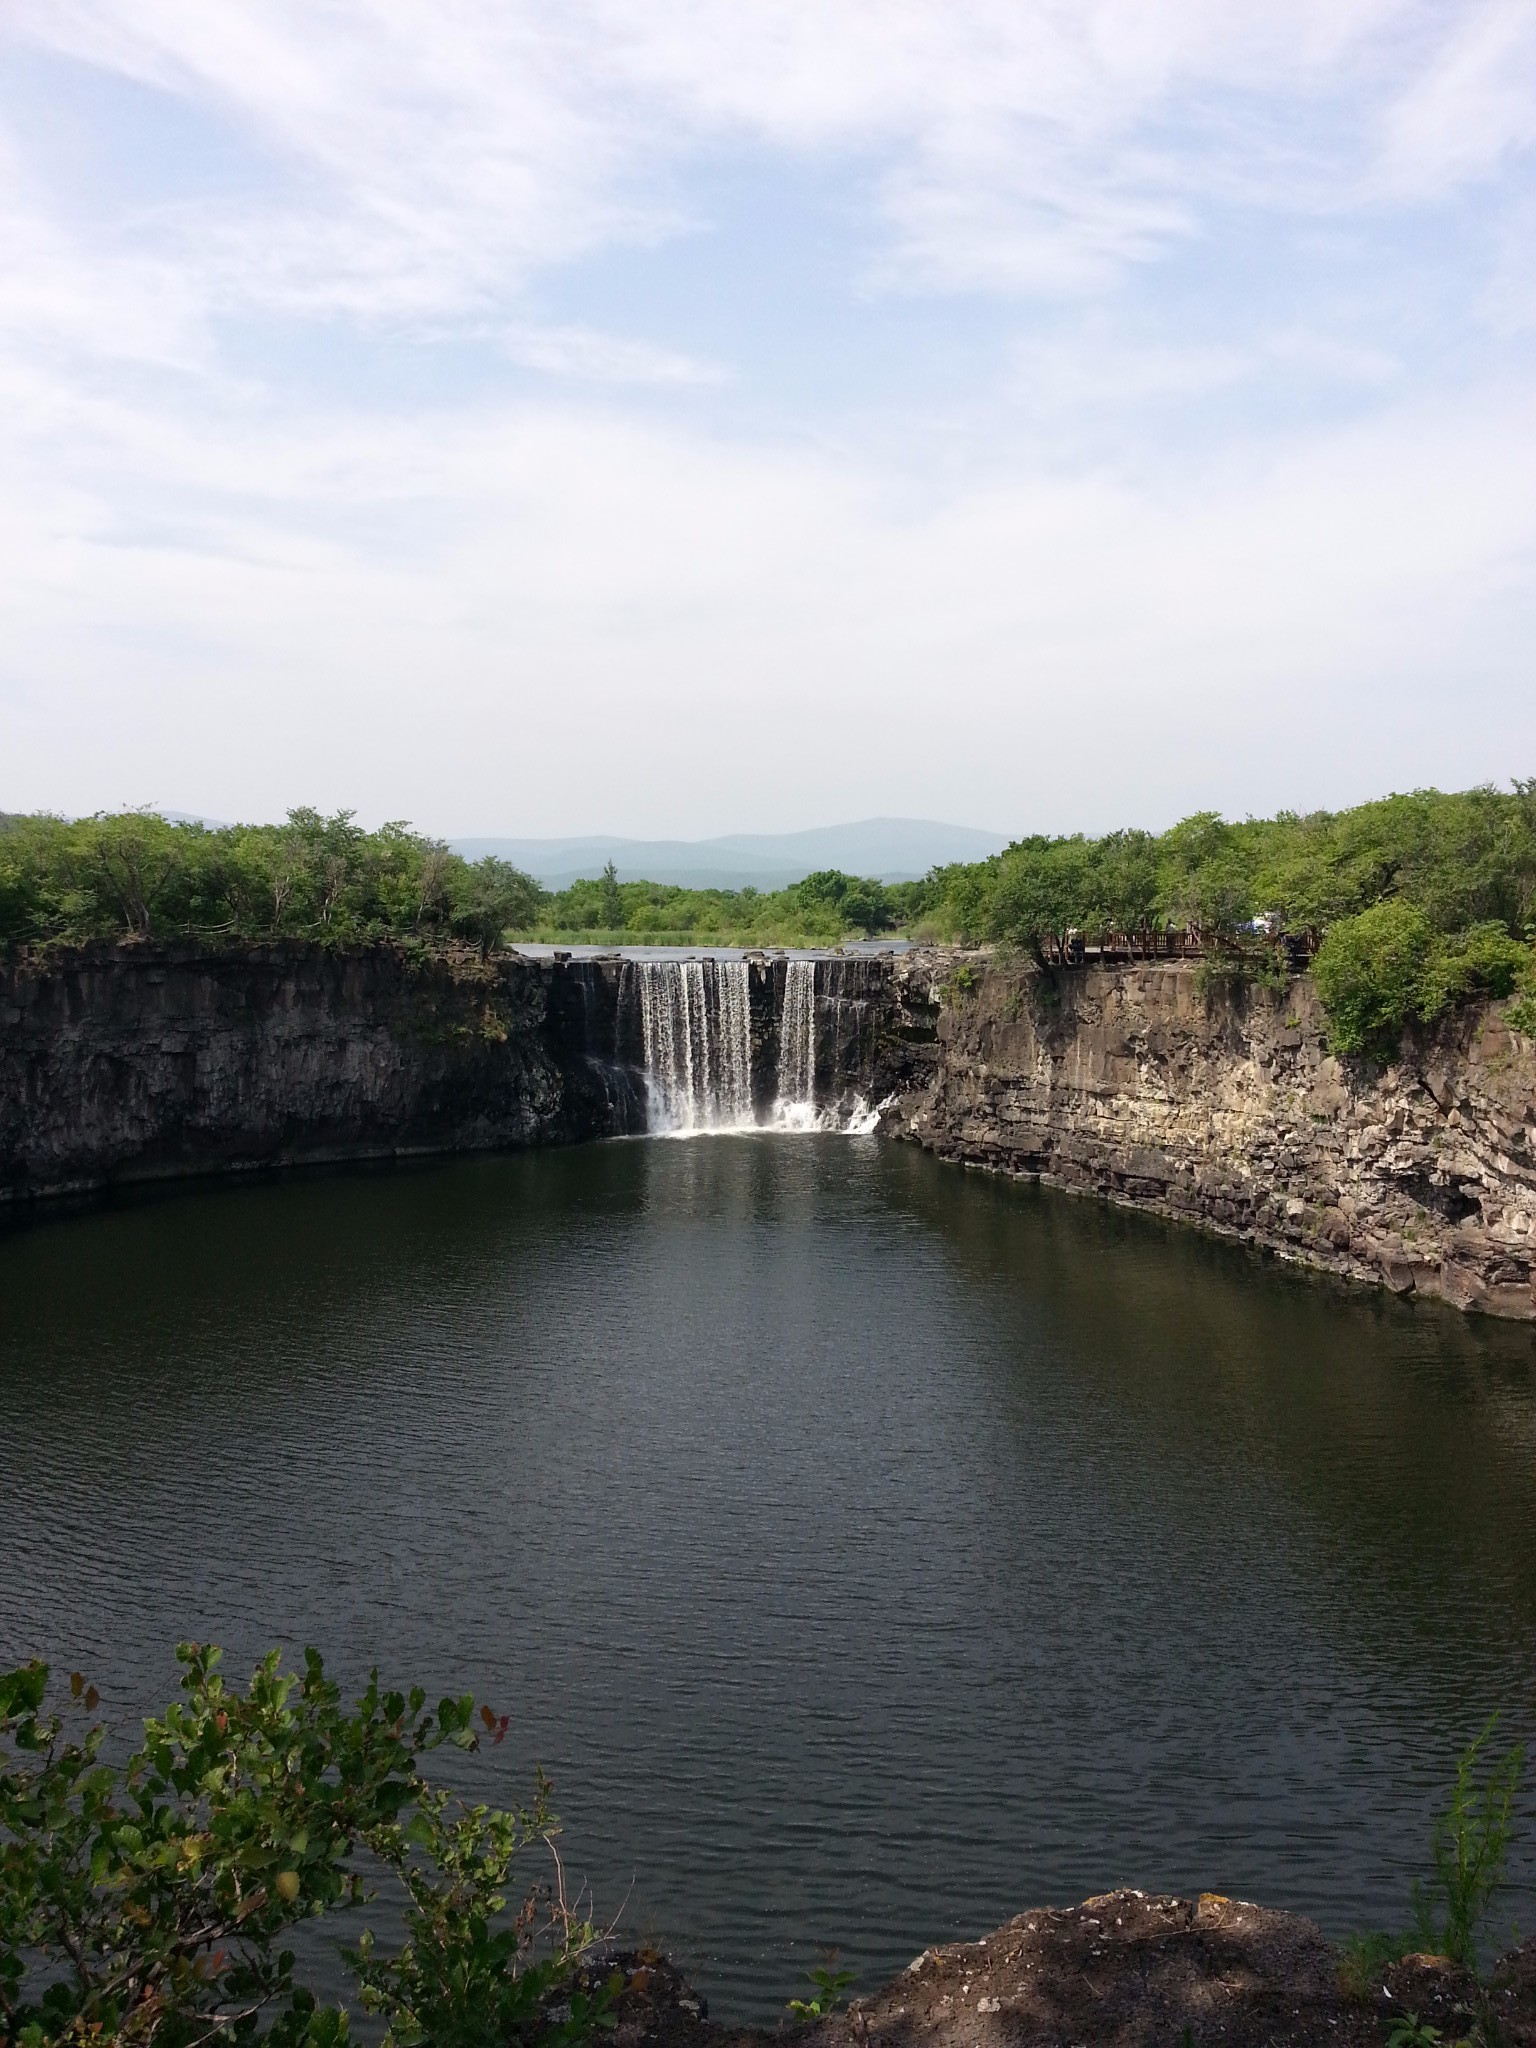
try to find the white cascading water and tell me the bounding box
[634,958,754,1132]
[629,954,876,1135]
[773,958,820,1129]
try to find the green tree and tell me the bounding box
[1157,813,1256,938]
[987,837,1095,963]
[450,859,545,956]
[598,861,623,931]
[1313,899,1437,1056]
[1097,830,1161,951]
[77,812,186,937]
[0,816,47,946]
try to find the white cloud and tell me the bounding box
[1,2,1534,832]
[1376,0,1536,195]
[500,323,727,386]
[8,0,1531,327]
[3,352,1532,833]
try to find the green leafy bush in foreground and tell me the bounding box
[0,1646,610,2048]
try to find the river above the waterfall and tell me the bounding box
[3,1136,1535,2019]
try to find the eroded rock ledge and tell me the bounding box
[875,950,1536,1321]
[615,1892,1536,2048]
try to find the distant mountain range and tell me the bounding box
[448,817,1010,890]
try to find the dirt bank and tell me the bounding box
[613,1893,1536,2048]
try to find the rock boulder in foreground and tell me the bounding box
[608,1892,1536,2048]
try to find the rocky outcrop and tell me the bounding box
[877,949,1536,1320]
[605,1893,1536,2047]
[0,940,644,1202]
[794,1892,1536,2048]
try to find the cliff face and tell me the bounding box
[878,950,1536,1321]
[6,941,1535,1320]
[0,942,642,1202]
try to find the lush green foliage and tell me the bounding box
[1342,1716,1527,2001]
[932,784,1536,1054]
[1312,901,1439,1058]
[0,813,930,952]
[1410,1716,1526,1972]
[535,868,933,947]
[0,812,542,953]
[1316,912,1531,1056]
[7,788,1536,1041]
[0,1646,610,2047]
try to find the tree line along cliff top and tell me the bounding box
[2,784,1534,1056]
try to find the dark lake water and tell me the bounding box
[3,1136,1535,2019]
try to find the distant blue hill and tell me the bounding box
[449,817,1010,891]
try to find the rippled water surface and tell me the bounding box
[3,1138,1535,2018]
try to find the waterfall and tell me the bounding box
[774,958,817,1122]
[616,952,877,1136]
[631,958,754,1132]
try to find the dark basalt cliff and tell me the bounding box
[876,949,1536,1321]
[0,941,645,1201]
[0,945,909,1203]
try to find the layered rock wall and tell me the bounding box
[0,942,640,1202]
[877,950,1536,1320]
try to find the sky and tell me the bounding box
[2,1,1534,840]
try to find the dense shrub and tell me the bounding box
[1418,921,1532,1019]
[1313,902,1438,1056]
[0,1646,609,2048]
[1305,908,1534,1056]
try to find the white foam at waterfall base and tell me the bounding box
[767,957,875,1130]
[842,1096,882,1135]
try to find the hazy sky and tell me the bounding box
[3,2,1534,839]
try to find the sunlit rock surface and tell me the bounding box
[882,949,1536,1320]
